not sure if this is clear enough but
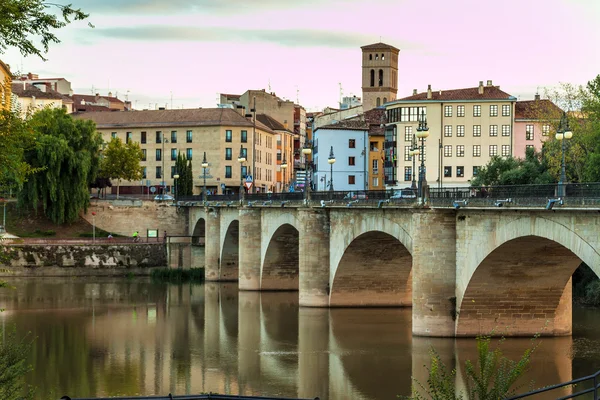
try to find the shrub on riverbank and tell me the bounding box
[573,263,600,306]
[150,268,205,284]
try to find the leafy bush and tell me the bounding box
[0,327,35,400]
[584,281,600,306]
[405,335,537,400]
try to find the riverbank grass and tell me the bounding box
[150,267,205,283]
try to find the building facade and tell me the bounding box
[361,42,399,112]
[514,95,562,159]
[0,60,11,111]
[11,82,71,116]
[385,81,517,188]
[256,114,295,192]
[313,122,369,191]
[75,108,279,195]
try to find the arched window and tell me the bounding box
[383,97,387,104]
[369,54,372,60]
[375,54,379,60]
[370,69,375,87]
[376,97,381,107]
[378,69,383,87]
[381,53,385,60]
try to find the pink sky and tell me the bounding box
[3,0,599,111]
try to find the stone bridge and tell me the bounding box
[183,205,600,338]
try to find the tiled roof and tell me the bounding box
[72,93,124,105]
[398,85,515,102]
[515,99,563,120]
[11,83,64,100]
[73,104,113,112]
[74,108,276,134]
[256,113,293,133]
[345,108,387,136]
[318,119,369,131]
[361,42,400,52]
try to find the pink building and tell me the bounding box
[513,95,562,159]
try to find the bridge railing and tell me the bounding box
[63,394,318,400]
[505,368,600,399]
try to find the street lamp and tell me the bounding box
[327,146,336,191]
[302,141,313,202]
[238,145,246,203]
[556,111,573,197]
[415,110,429,204]
[408,135,420,190]
[201,151,209,204]
[161,135,169,195]
[281,155,288,192]
[173,172,179,205]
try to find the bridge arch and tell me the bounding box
[457,216,600,337]
[330,230,412,307]
[220,219,239,281]
[260,213,300,290]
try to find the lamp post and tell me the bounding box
[173,172,179,205]
[201,151,209,204]
[415,110,429,204]
[408,135,419,190]
[92,212,96,243]
[281,155,288,192]
[161,136,169,195]
[302,141,313,202]
[327,146,336,191]
[244,97,257,193]
[556,111,573,197]
[238,145,246,203]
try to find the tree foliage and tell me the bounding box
[100,137,143,199]
[175,152,193,197]
[407,335,536,400]
[0,110,37,190]
[18,108,102,224]
[0,0,91,60]
[0,326,35,400]
[471,147,554,187]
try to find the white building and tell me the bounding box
[313,121,369,191]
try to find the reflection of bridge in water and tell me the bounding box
[1,280,580,399]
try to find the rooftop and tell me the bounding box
[361,42,400,52]
[396,83,515,102]
[515,98,563,120]
[317,119,369,131]
[256,113,294,133]
[74,108,276,134]
[11,82,64,100]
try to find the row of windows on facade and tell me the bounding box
[140,146,274,165]
[399,124,551,140]
[112,129,258,145]
[401,166,479,181]
[143,163,275,182]
[402,144,511,160]
[387,104,512,124]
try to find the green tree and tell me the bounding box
[175,153,194,197]
[0,110,37,189]
[471,148,554,187]
[100,137,143,199]
[0,326,35,400]
[406,336,535,400]
[18,108,102,224]
[0,0,91,60]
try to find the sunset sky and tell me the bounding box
[3,0,599,111]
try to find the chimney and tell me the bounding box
[412,89,417,96]
[108,91,113,98]
[486,80,493,86]
[534,93,540,101]
[284,119,288,129]
[427,84,432,99]
[478,81,484,95]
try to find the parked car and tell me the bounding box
[390,189,416,199]
[154,194,174,201]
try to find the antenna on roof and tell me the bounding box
[126,90,130,101]
[170,91,173,110]
[339,83,343,108]
[296,86,299,104]
[91,84,96,95]
[268,79,272,92]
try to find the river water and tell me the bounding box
[1,278,600,400]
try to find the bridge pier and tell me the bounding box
[205,208,221,281]
[299,208,331,307]
[412,210,457,337]
[239,208,262,290]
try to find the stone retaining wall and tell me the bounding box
[0,244,166,276]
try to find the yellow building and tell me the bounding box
[0,59,11,111]
[385,81,516,188]
[75,108,279,195]
[256,114,295,192]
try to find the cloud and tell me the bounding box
[74,0,356,15]
[89,25,384,48]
